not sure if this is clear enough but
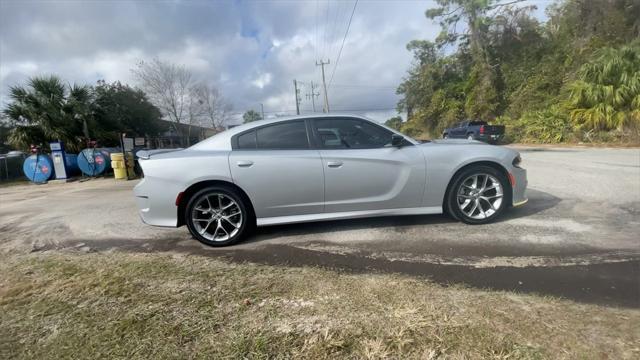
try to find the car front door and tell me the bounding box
[452,122,466,138]
[312,118,426,213]
[229,120,324,219]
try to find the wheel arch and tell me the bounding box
[177,180,255,227]
[442,160,513,213]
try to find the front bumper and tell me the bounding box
[510,166,528,206]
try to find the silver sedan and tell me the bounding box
[134,115,527,246]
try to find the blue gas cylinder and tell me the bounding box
[23,154,55,183]
[77,148,114,176]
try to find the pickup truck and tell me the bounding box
[442,120,505,144]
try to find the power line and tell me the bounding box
[328,0,358,88]
[314,0,319,61]
[327,0,345,61]
[330,84,398,89]
[227,107,400,117]
[322,0,330,60]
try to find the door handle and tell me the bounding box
[236,160,253,167]
[327,161,343,168]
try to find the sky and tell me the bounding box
[0,0,550,124]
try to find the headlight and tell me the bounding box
[512,155,522,168]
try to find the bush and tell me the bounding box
[497,107,575,144]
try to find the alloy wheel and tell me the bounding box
[191,193,243,241]
[456,173,503,220]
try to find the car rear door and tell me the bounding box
[229,120,324,218]
[312,118,426,213]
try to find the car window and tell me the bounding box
[255,121,309,149]
[313,118,393,149]
[237,131,257,149]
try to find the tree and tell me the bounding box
[132,58,193,144]
[3,75,91,151]
[190,83,232,130]
[243,110,262,123]
[92,80,164,144]
[0,117,14,153]
[384,116,403,130]
[566,44,640,131]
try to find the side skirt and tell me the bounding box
[256,206,443,227]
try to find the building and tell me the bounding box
[148,120,224,149]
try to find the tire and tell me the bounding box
[185,186,253,246]
[446,165,510,224]
[467,134,475,140]
[443,133,449,139]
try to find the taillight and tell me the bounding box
[480,125,485,134]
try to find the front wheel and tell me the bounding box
[446,166,510,224]
[185,186,253,246]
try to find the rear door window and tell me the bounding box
[237,131,257,149]
[255,121,309,149]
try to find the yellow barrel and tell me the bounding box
[110,152,134,179]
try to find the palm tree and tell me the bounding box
[567,44,640,131]
[3,75,92,151]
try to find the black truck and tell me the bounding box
[442,120,505,144]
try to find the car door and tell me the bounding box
[229,120,324,218]
[452,122,466,138]
[312,118,426,213]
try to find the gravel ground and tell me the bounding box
[1,146,639,306]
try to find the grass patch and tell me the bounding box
[1,252,638,359]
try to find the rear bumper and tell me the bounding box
[133,178,180,227]
[476,134,504,141]
[510,166,528,206]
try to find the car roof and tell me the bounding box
[189,113,414,151]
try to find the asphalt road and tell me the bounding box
[1,146,639,306]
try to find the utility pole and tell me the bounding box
[306,81,320,112]
[260,103,265,120]
[316,59,330,113]
[293,79,301,115]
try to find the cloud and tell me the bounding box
[0,0,549,123]
[252,73,273,89]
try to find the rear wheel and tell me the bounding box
[467,134,474,140]
[185,186,253,246]
[446,165,509,224]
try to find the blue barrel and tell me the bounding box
[23,154,55,183]
[77,148,115,176]
[64,154,80,176]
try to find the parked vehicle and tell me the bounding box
[134,115,527,246]
[443,121,505,144]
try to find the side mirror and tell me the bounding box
[391,134,405,147]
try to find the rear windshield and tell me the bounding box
[469,121,488,126]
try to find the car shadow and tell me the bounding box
[247,188,560,244]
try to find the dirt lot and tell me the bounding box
[1,145,639,358]
[1,146,639,305]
